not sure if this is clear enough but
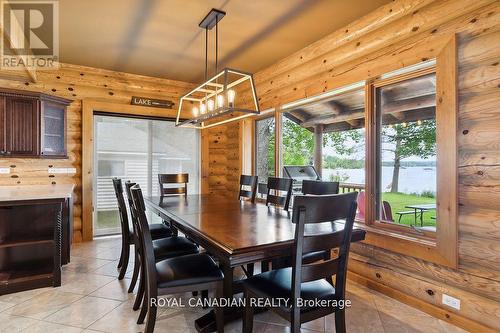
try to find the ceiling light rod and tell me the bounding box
[176,8,260,129]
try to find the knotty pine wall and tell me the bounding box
[0,63,193,242]
[208,0,500,331]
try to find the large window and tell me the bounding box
[281,88,366,218]
[255,116,275,183]
[93,116,200,236]
[252,37,458,267]
[376,73,437,230]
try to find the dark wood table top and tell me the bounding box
[144,194,365,265]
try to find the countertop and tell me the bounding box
[0,184,74,202]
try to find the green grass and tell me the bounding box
[95,210,164,235]
[381,192,436,227]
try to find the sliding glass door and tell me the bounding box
[93,115,200,236]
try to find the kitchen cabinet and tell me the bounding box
[0,88,71,158]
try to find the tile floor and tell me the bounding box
[0,237,468,333]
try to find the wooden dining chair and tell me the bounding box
[129,184,225,333]
[124,181,199,315]
[265,177,293,211]
[158,173,188,198]
[301,180,339,195]
[112,178,173,280]
[242,192,358,333]
[239,175,258,203]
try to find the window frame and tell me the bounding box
[248,35,457,268]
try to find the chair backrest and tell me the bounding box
[112,178,130,239]
[266,177,293,211]
[129,184,157,296]
[239,175,258,203]
[291,192,358,303]
[302,180,339,195]
[382,200,394,222]
[124,181,138,226]
[158,173,188,198]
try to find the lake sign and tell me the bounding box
[131,96,174,109]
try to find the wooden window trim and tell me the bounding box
[246,35,457,268]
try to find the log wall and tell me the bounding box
[208,0,500,330]
[0,63,193,242]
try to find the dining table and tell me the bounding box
[144,194,366,332]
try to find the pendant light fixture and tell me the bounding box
[176,8,260,129]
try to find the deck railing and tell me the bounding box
[339,182,365,193]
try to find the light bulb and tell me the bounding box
[417,120,422,125]
[217,94,224,108]
[192,106,199,116]
[207,99,215,111]
[200,103,206,114]
[402,122,407,127]
[227,89,236,107]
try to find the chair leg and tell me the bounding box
[215,282,225,333]
[137,289,148,324]
[246,263,254,277]
[118,243,130,280]
[128,250,140,293]
[261,260,270,272]
[334,309,346,333]
[133,268,145,311]
[117,243,124,269]
[242,289,253,333]
[201,290,209,309]
[144,291,158,333]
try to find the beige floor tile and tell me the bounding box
[254,309,290,326]
[263,322,321,332]
[59,272,115,295]
[20,321,84,333]
[0,313,39,332]
[44,296,121,328]
[91,260,122,277]
[0,300,15,312]
[0,287,52,305]
[89,278,134,301]
[88,300,144,333]
[63,256,113,273]
[4,289,83,319]
[93,246,123,261]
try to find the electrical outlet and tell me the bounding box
[0,167,10,174]
[442,294,460,310]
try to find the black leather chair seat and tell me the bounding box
[244,267,335,312]
[302,250,329,264]
[150,223,173,239]
[153,236,199,260]
[129,223,172,241]
[156,253,224,288]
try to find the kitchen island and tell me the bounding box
[0,184,74,295]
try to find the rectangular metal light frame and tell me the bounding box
[176,67,260,129]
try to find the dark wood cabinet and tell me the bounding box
[5,97,39,156]
[0,89,71,158]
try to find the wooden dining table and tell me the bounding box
[144,194,366,332]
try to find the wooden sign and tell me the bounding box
[131,96,174,109]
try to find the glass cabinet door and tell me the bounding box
[41,102,66,157]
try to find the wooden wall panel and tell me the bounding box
[0,63,193,242]
[207,0,500,330]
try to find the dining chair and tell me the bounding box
[124,181,199,315]
[158,173,188,198]
[300,179,340,279]
[239,175,258,203]
[129,184,225,333]
[265,177,293,211]
[242,192,358,333]
[301,179,339,195]
[261,177,294,272]
[112,178,173,280]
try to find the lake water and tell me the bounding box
[323,166,436,194]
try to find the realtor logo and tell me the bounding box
[1,0,59,70]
